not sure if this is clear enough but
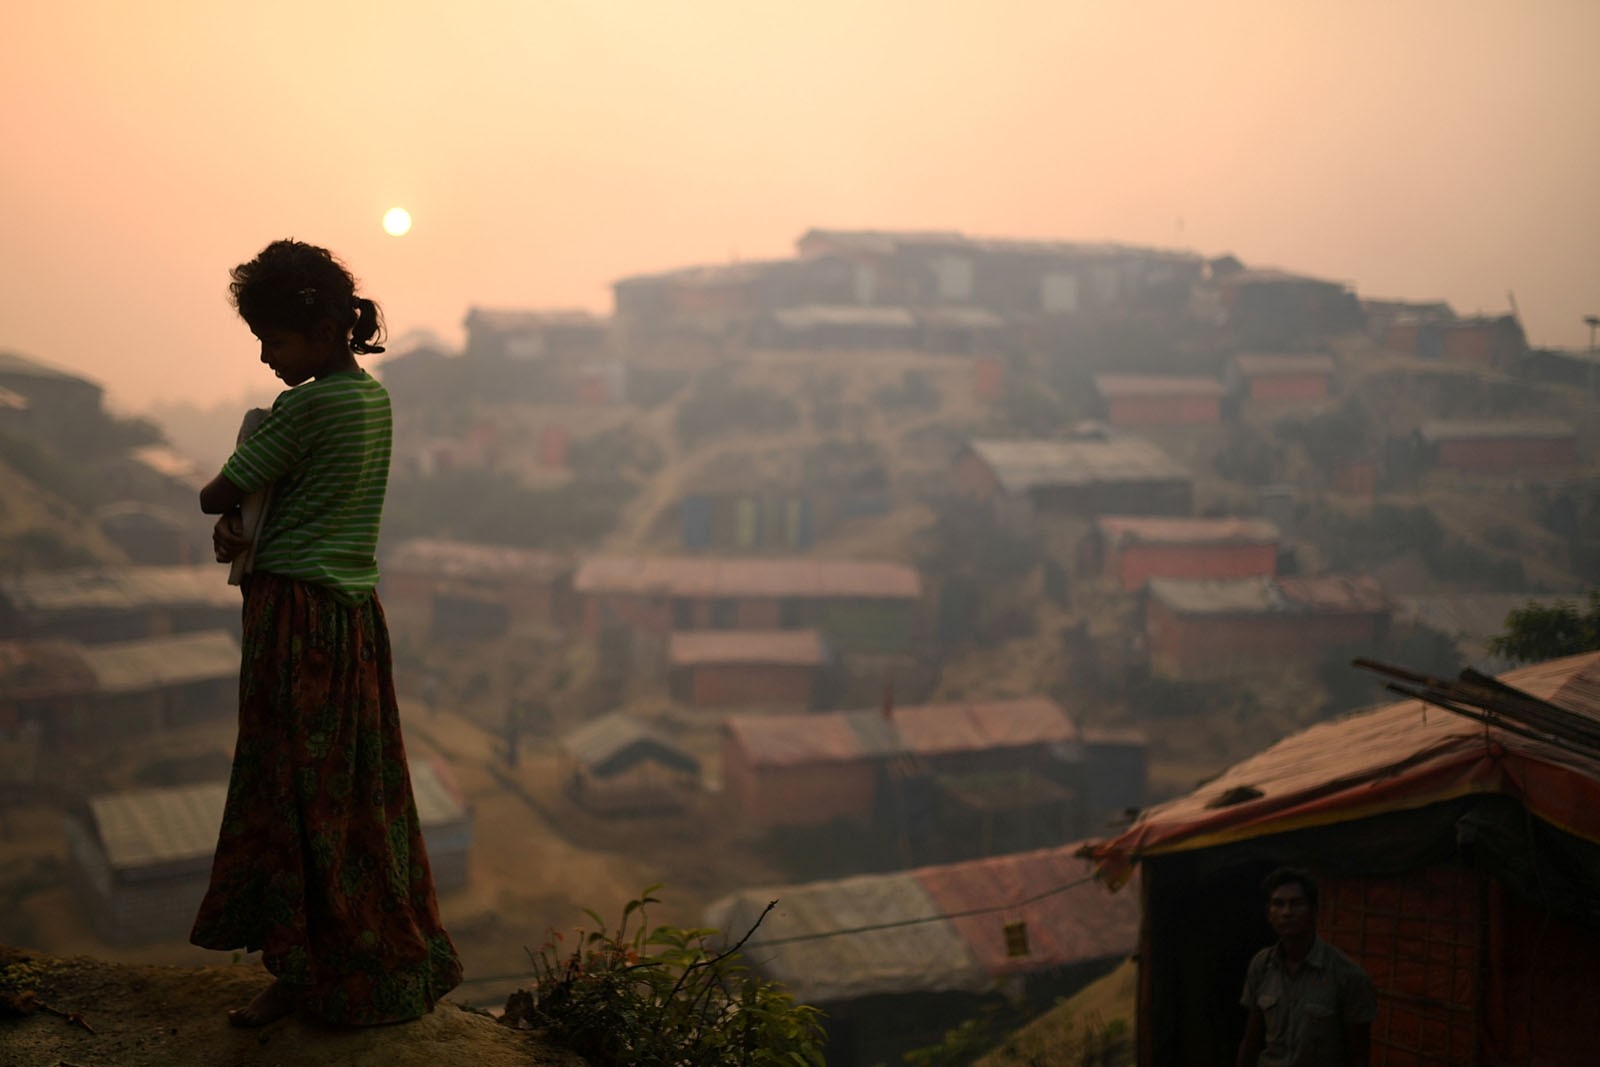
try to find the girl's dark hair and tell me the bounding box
[229,239,386,354]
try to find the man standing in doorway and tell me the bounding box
[1237,867,1375,1067]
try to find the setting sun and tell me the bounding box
[382,207,412,237]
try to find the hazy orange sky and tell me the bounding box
[2,1,1597,411]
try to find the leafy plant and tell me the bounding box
[1488,592,1600,664]
[506,886,826,1067]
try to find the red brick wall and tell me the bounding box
[723,736,876,829]
[1321,867,1480,1066]
[1435,437,1577,470]
[1106,396,1221,426]
[1146,600,1385,680]
[1247,375,1329,402]
[1321,867,1600,1065]
[1110,543,1277,591]
[689,664,814,708]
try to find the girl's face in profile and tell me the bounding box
[252,324,343,387]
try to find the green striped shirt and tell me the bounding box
[222,371,392,601]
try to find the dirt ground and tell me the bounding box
[0,945,586,1067]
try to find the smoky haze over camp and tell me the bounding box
[1,0,1597,411]
[3,3,1600,1065]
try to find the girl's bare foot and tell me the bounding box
[227,979,295,1027]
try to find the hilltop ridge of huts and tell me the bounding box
[609,230,1204,343]
[706,840,1140,1067]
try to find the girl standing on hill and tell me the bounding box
[194,239,462,1027]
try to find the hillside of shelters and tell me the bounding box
[0,226,1596,1064]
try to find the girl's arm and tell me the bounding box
[200,471,247,514]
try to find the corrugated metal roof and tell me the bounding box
[0,565,239,614]
[1230,353,1337,377]
[1395,594,1573,668]
[1552,657,1600,720]
[385,538,572,583]
[894,698,1078,756]
[88,756,467,874]
[705,841,1139,1003]
[917,845,1140,979]
[1275,575,1389,613]
[562,712,700,776]
[410,754,470,826]
[1417,419,1576,444]
[670,629,826,668]
[79,630,238,693]
[726,698,1075,767]
[968,437,1189,494]
[1097,516,1279,547]
[771,305,917,329]
[573,556,920,600]
[1147,576,1277,614]
[724,710,887,768]
[1149,575,1387,616]
[88,783,229,872]
[706,870,984,1004]
[1093,374,1225,399]
[1090,652,1600,869]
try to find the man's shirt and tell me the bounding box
[1240,937,1376,1067]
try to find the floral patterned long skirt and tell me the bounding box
[191,572,463,1024]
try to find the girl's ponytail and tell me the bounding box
[350,297,386,354]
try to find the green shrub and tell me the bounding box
[506,887,826,1067]
[1488,592,1600,664]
